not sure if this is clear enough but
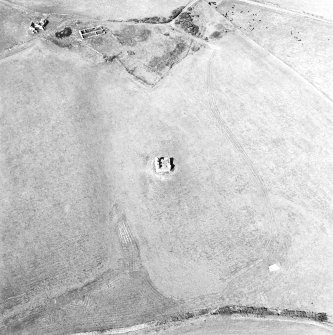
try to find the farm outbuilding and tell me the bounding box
[79,26,107,39]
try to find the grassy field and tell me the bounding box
[5,0,187,20]
[0,2,33,51]
[249,0,333,21]
[0,41,176,334]
[1,0,333,334]
[143,316,333,335]
[218,0,333,100]
[120,32,333,315]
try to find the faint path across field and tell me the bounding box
[0,0,95,18]
[205,49,276,279]
[0,39,35,63]
[236,0,333,24]
[215,5,333,107]
[0,0,31,14]
[206,51,276,228]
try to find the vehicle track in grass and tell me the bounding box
[237,0,333,25]
[205,49,276,281]
[157,58,274,291]
[215,3,333,106]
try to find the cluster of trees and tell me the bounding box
[156,305,328,326]
[55,27,72,39]
[175,12,200,36]
[129,6,185,24]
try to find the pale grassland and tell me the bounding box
[6,0,186,20]
[1,0,333,333]
[143,316,333,335]
[250,0,333,21]
[218,0,333,100]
